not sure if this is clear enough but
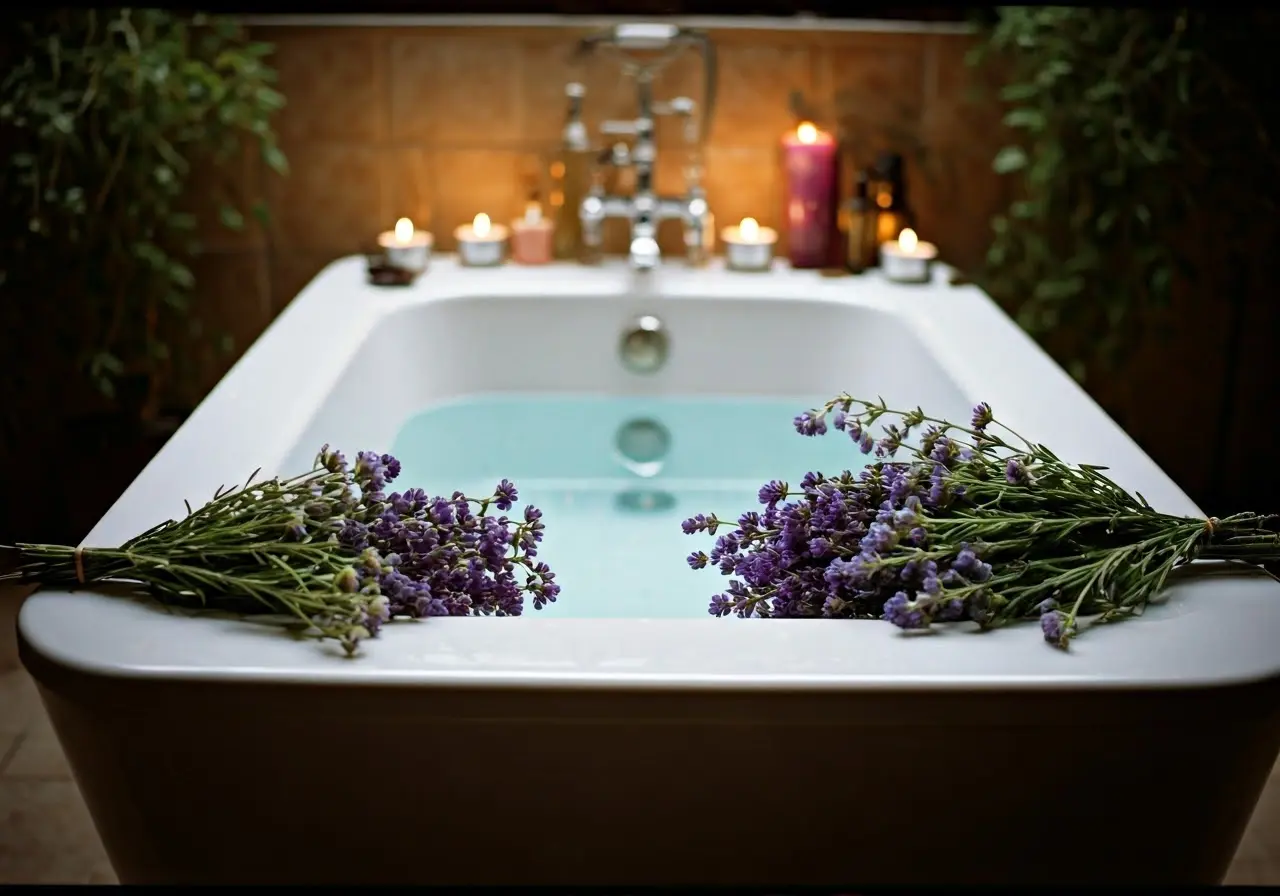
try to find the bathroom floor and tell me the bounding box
[1,587,1278,885]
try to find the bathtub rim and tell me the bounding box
[19,256,1280,691]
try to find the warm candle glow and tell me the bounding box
[739,217,759,241]
[899,228,918,253]
[796,122,819,145]
[524,201,542,224]
[473,213,491,238]
[394,217,414,243]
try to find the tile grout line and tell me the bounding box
[0,732,27,777]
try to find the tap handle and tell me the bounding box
[600,119,640,137]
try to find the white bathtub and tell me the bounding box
[19,257,1280,885]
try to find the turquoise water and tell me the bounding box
[390,395,873,618]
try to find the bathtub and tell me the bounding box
[19,257,1280,885]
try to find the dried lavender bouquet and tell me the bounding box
[1,446,559,655]
[684,395,1280,648]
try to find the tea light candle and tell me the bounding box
[454,213,509,267]
[510,201,554,266]
[377,217,432,273]
[720,217,777,273]
[880,228,938,284]
[782,121,838,269]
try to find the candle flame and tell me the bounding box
[394,217,414,242]
[473,213,491,238]
[796,121,819,145]
[740,217,759,241]
[899,228,918,253]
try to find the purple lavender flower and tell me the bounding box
[971,402,993,431]
[1006,456,1031,486]
[1041,610,1069,644]
[758,480,788,506]
[793,411,828,437]
[493,479,518,511]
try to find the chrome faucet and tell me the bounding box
[576,24,717,271]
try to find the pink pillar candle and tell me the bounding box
[782,122,838,269]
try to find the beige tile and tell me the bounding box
[429,149,542,251]
[1224,860,1279,886]
[702,144,783,253]
[378,147,435,234]
[826,37,928,171]
[0,779,110,883]
[520,30,603,148]
[182,145,267,254]
[265,145,384,252]
[389,34,525,145]
[4,708,69,780]
[263,27,388,144]
[0,670,40,738]
[0,733,19,776]
[710,41,816,147]
[184,251,274,396]
[86,863,118,884]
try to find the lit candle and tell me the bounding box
[720,216,778,273]
[454,213,510,267]
[376,217,433,273]
[510,200,554,266]
[879,228,938,284]
[781,121,838,269]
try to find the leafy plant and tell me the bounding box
[0,9,288,421]
[969,7,1280,382]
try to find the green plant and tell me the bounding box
[0,9,288,418]
[969,7,1280,382]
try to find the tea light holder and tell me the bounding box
[880,228,938,284]
[720,217,777,273]
[377,217,432,273]
[454,213,509,267]
[510,202,554,266]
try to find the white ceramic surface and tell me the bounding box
[20,257,1280,689]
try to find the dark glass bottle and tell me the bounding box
[840,171,880,273]
[869,152,913,246]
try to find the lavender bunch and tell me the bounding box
[1,445,559,655]
[684,395,1280,648]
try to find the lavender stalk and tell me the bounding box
[683,395,1280,648]
[2,445,559,655]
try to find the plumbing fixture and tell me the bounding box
[575,24,718,271]
[618,314,669,374]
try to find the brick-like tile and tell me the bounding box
[186,251,274,394]
[378,147,435,235]
[710,41,816,147]
[0,779,110,883]
[0,670,40,738]
[825,36,928,172]
[261,27,388,144]
[429,149,542,251]
[4,727,70,780]
[182,145,267,254]
[702,144,783,254]
[265,145,384,252]
[389,33,525,145]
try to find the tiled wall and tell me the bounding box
[185,23,1012,390]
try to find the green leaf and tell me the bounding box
[1002,107,1047,132]
[219,204,245,231]
[1033,276,1085,301]
[263,144,288,175]
[250,199,270,225]
[999,83,1040,101]
[168,261,195,288]
[992,146,1029,174]
[1011,200,1039,219]
[1096,209,1118,234]
[217,332,235,354]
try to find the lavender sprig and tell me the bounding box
[1,445,559,656]
[684,395,1280,649]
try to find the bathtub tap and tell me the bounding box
[577,24,715,270]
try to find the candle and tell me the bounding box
[879,228,938,284]
[781,121,838,269]
[454,213,509,267]
[720,216,778,273]
[376,217,432,273]
[510,201,554,266]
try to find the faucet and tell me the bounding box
[576,24,717,271]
